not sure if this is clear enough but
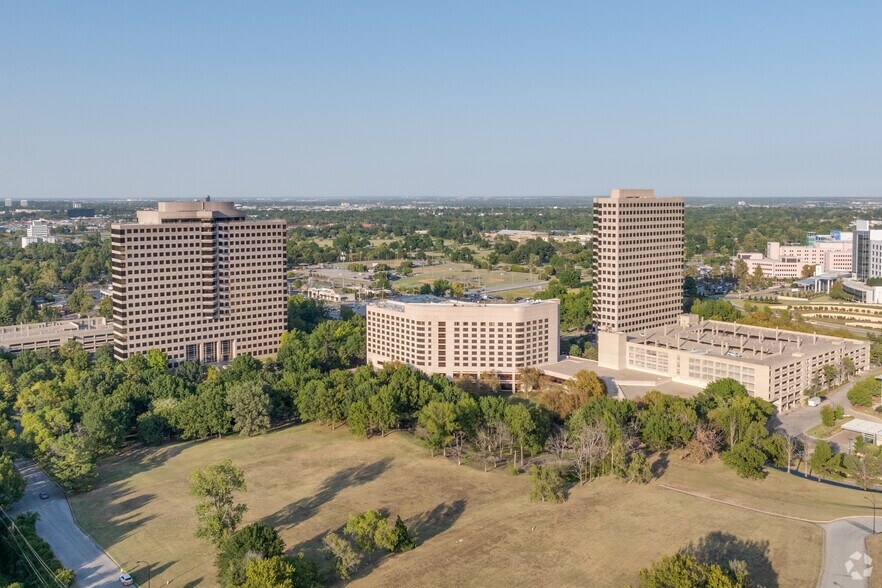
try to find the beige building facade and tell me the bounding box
[599,314,869,411]
[366,296,559,391]
[111,200,287,364]
[0,317,113,354]
[592,189,685,333]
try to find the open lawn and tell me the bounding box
[69,426,833,587]
[658,452,868,520]
[394,262,541,290]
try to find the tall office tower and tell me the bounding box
[853,220,882,281]
[592,189,684,333]
[3,199,11,207]
[20,200,28,207]
[111,200,287,364]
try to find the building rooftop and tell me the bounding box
[370,296,557,311]
[841,419,882,437]
[631,318,866,369]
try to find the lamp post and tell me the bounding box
[865,495,877,535]
[136,561,151,588]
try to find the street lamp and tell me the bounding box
[865,495,877,535]
[136,561,151,588]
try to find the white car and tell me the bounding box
[119,573,133,586]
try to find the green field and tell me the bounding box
[69,425,837,587]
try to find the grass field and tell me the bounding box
[394,262,541,290]
[69,425,840,587]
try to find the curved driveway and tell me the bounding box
[11,460,120,588]
[820,517,876,587]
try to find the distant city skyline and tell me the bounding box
[3,2,882,199]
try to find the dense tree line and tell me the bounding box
[0,313,366,492]
[0,233,110,326]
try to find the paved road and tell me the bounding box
[775,369,882,438]
[820,517,877,587]
[11,460,120,588]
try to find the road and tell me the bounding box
[775,369,882,438]
[820,517,876,587]
[11,460,120,588]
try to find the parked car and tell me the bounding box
[38,492,49,500]
[119,573,134,586]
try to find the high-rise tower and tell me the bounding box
[592,189,684,333]
[110,200,287,363]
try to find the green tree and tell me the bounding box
[504,403,550,465]
[721,441,767,479]
[97,295,113,320]
[0,453,25,507]
[216,521,285,587]
[65,287,94,316]
[189,460,248,547]
[343,510,388,553]
[822,364,838,387]
[528,464,565,503]
[819,405,835,427]
[227,382,271,437]
[47,433,96,492]
[566,370,606,399]
[808,440,842,479]
[848,377,877,407]
[241,556,296,588]
[417,401,457,457]
[637,553,745,587]
[638,392,697,450]
[375,515,415,552]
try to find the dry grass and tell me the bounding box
[70,426,825,587]
[867,534,882,588]
[657,452,870,520]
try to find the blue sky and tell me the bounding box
[2,1,881,199]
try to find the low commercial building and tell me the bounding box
[306,287,356,303]
[366,296,559,391]
[0,318,114,354]
[598,314,869,411]
[733,239,853,279]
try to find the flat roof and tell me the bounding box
[369,296,557,309]
[629,319,867,368]
[841,419,882,436]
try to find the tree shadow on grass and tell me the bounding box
[651,451,669,478]
[97,441,193,485]
[78,485,158,549]
[265,457,393,530]
[288,499,468,585]
[408,499,467,544]
[681,531,778,588]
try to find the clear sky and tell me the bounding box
[2,1,881,199]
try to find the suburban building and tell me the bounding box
[366,296,559,391]
[592,189,684,333]
[853,220,882,281]
[3,199,11,207]
[21,220,56,247]
[110,199,287,364]
[306,286,356,303]
[0,317,113,354]
[733,239,853,279]
[598,314,869,411]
